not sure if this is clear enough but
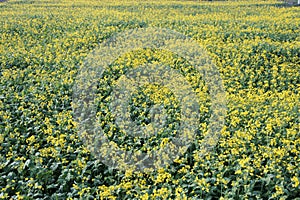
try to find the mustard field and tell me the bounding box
[0,0,299,199]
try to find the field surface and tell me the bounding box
[0,0,299,199]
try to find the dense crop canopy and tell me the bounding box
[0,0,299,199]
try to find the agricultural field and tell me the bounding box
[0,0,299,199]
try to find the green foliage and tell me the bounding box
[0,0,299,199]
